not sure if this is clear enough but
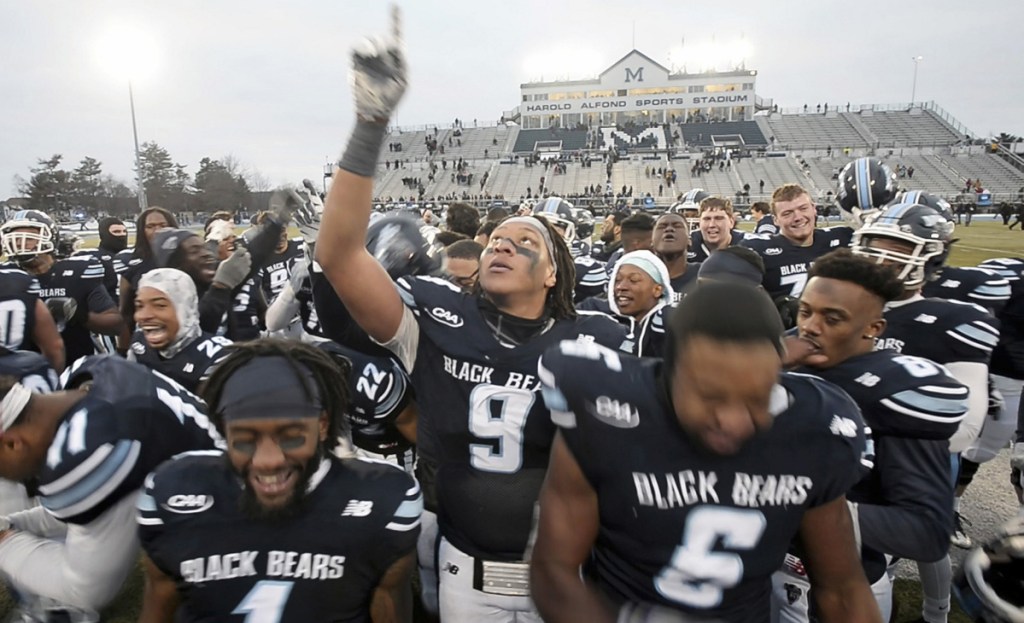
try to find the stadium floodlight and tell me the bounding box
[95,20,160,211]
[911,56,924,104]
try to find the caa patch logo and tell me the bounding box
[764,247,783,256]
[131,342,146,355]
[163,494,214,514]
[589,396,639,428]
[429,307,463,328]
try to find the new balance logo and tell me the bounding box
[829,416,858,438]
[914,314,937,324]
[342,500,374,517]
[854,372,881,387]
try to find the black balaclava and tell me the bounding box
[98,217,128,253]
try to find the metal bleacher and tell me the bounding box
[512,128,590,153]
[855,109,964,147]
[760,113,871,149]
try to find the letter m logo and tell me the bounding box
[624,66,644,83]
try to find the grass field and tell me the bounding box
[4,219,1019,621]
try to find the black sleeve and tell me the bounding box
[856,436,953,563]
[242,220,285,280]
[198,286,233,333]
[86,285,116,314]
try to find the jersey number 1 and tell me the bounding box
[654,506,767,608]
[233,580,294,623]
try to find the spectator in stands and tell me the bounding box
[443,239,483,292]
[444,202,480,239]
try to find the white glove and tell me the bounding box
[350,6,408,122]
[1011,441,1024,471]
[291,187,323,242]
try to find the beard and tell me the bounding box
[237,446,324,523]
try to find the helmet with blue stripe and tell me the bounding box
[851,202,953,289]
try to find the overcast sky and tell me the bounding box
[2,0,1021,199]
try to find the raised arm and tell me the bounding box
[317,7,409,344]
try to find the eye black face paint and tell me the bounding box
[485,236,542,266]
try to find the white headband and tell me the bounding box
[0,383,32,433]
[499,216,557,274]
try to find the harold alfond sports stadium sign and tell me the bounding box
[524,93,751,114]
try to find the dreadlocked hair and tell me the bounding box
[201,339,352,453]
[133,207,178,261]
[532,215,577,320]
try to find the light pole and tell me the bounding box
[129,81,148,211]
[323,160,334,195]
[910,56,923,104]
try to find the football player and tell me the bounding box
[119,207,179,334]
[1,210,122,365]
[128,268,232,392]
[0,267,65,371]
[73,216,129,301]
[0,355,222,613]
[741,184,855,301]
[952,514,1024,621]
[315,10,628,621]
[652,212,698,301]
[775,249,969,620]
[669,188,709,234]
[903,191,1013,315]
[751,201,778,236]
[444,239,483,292]
[256,212,305,306]
[533,282,880,622]
[853,202,1000,623]
[688,196,750,263]
[137,340,421,622]
[533,197,609,301]
[606,250,674,357]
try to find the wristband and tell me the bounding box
[337,120,389,178]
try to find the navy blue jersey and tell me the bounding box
[122,256,155,292]
[741,227,853,299]
[574,255,609,302]
[668,266,700,303]
[754,215,778,236]
[259,238,304,304]
[800,350,968,581]
[74,247,127,300]
[686,230,750,263]
[34,255,116,364]
[228,277,263,341]
[318,341,414,456]
[922,266,1011,315]
[0,268,41,351]
[138,452,421,623]
[979,259,1024,379]
[395,276,629,560]
[0,347,59,393]
[38,356,222,524]
[539,341,868,621]
[129,332,232,393]
[879,298,1000,365]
